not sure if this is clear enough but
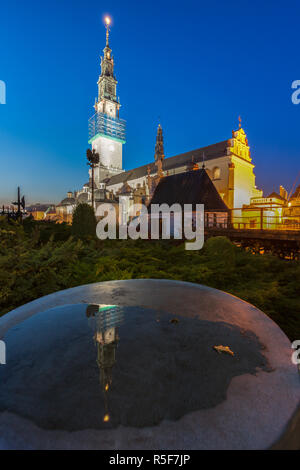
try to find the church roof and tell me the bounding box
[149,168,229,212]
[267,192,285,201]
[58,197,76,206]
[106,140,229,187]
[77,193,89,203]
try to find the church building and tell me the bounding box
[57,19,263,222]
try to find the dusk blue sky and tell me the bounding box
[0,0,299,204]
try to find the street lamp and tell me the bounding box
[86,149,100,210]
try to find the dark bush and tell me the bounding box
[0,220,299,341]
[71,203,97,239]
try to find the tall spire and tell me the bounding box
[101,16,114,79]
[94,15,120,116]
[154,124,165,161]
[88,16,126,187]
[104,16,111,46]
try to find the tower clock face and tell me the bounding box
[109,144,115,152]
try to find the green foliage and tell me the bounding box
[71,203,97,239]
[0,221,299,341]
[23,218,72,243]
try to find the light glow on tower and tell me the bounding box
[104,16,111,26]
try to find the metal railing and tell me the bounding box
[230,208,300,231]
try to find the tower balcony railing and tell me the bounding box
[88,112,126,143]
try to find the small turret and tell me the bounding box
[154,124,165,162]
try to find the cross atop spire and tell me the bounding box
[238,115,242,128]
[104,16,111,46]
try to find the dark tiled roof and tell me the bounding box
[149,169,229,212]
[58,197,76,206]
[106,140,229,186]
[77,193,89,203]
[267,192,285,201]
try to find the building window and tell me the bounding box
[212,167,221,180]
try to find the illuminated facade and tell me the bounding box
[56,192,76,223]
[284,185,300,227]
[236,192,286,230]
[231,184,300,230]
[103,122,263,211]
[58,21,267,221]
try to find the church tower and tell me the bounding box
[88,17,126,186]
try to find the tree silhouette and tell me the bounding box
[71,203,97,239]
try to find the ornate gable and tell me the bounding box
[230,128,252,162]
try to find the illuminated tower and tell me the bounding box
[88,17,126,185]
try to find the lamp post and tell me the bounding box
[86,149,100,210]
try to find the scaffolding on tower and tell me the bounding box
[88,112,126,144]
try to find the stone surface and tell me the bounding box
[0,305,272,431]
[0,279,299,449]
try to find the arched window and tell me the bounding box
[212,167,221,180]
